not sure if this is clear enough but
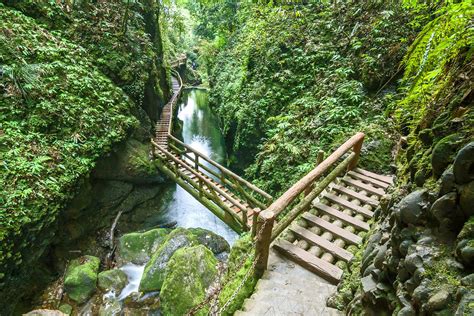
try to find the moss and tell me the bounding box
[217,234,258,315]
[423,248,462,288]
[139,228,198,292]
[117,228,170,264]
[160,245,218,316]
[97,269,128,293]
[63,256,100,304]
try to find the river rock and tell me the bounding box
[412,279,432,307]
[58,304,72,315]
[398,190,429,225]
[453,142,474,184]
[189,227,230,255]
[431,134,462,177]
[98,299,121,316]
[24,310,66,316]
[439,167,456,196]
[459,181,474,218]
[397,305,416,316]
[461,273,474,287]
[64,255,100,304]
[97,269,128,293]
[117,228,170,265]
[455,290,474,315]
[160,245,218,316]
[430,192,462,230]
[139,228,198,292]
[426,289,451,312]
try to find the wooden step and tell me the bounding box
[331,184,379,207]
[290,226,353,262]
[273,239,343,284]
[347,171,389,189]
[301,212,362,245]
[353,167,393,185]
[341,177,384,197]
[324,193,374,218]
[313,202,370,231]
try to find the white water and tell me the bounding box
[116,263,146,300]
[161,89,239,245]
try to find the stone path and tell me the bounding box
[235,249,342,316]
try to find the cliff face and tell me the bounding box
[329,3,474,314]
[0,2,170,311]
[208,2,426,194]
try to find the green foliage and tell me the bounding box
[218,234,258,315]
[0,3,136,284]
[393,0,474,184]
[209,1,424,194]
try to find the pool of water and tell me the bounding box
[160,89,238,245]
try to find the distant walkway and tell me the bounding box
[236,249,341,316]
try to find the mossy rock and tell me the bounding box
[117,228,171,265]
[189,228,230,255]
[431,134,463,177]
[139,228,198,292]
[160,245,218,316]
[64,256,100,304]
[97,269,128,293]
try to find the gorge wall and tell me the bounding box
[0,1,171,312]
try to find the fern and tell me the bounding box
[396,1,474,125]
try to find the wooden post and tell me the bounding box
[348,135,364,170]
[194,153,199,171]
[317,150,325,165]
[254,210,275,278]
[242,209,248,231]
[251,208,261,237]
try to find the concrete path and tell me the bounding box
[235,249,342,315]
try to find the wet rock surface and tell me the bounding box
[26,226,228,315]
[64,256,100,304]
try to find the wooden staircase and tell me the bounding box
[273,167,393,284]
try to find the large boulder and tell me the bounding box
[189,228,230,255]
[431,134,462,177]
[453,142,474,184]
[397,190,430,226]
[97,269,128,293]
[117,228,170,265]
[139,228,198,292]
[64,256,100,304]
[160,245,218,316]
[459,181,474,218]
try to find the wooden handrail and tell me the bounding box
[168,134,273,202]
[265,132,364,217]
[152,140,250,219]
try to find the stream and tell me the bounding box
[159,88,238,245]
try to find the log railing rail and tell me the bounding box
[167,134,273,208]
[253,132,365,277]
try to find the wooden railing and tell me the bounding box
[253,132,365,277]
[169,69,183,135]
[152,139,248,231]
[170,55,187,68]
[167,135,273,209]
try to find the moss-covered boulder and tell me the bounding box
[97,269,128,293]
[431,134,463,177]
[139,228,198,292]
[64,256,100,304]
[160,245,218,316]
[189,227,230,255]
[117,228,170,265]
